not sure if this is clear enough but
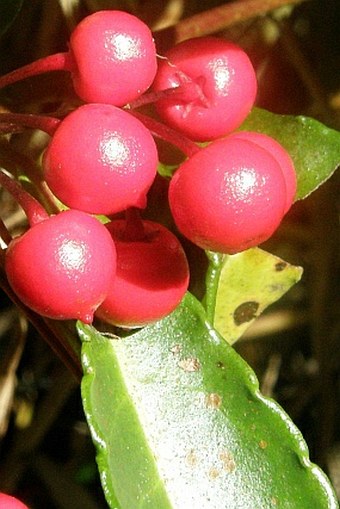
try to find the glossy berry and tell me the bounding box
[0,493,29,508]
[168,136,288,254]
[5,210,117,323]
[95,219,189,327]
[43,104,158,215]
[153,37,257,141]
[0,11,157,107]
[229,131,296,212]
[69,10,157,105]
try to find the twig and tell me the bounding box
[154,0,308,50]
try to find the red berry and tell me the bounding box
[168,136,287,254]
[0,11,157,107]
[95,219,189,327]
[5,210,117,323]
[69,10,157,106]
[0,493,29,508]
[153,37,257,141]
[229,131,296,212]
[43,104,158,215]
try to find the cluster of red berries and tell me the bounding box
[0,10,296,328]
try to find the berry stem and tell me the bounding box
[0,138,60,215]
[123,207,146,241]
[130,111,200,158]
[0,170,49,226]
[127,75,209,110]
[0,112,60,137]
[0,52,74,91]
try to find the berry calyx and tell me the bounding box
[230,131,296,212]
[0,493,29,509]
[5,209,117,323]
[43,103,158,215]
[152,37,257,141]
[0,11,157,107]
[95,216,189,328]
[168,136,287,254]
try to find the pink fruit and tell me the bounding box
[69,10,157,105]
[43,104,158,215]
[0,11,157,107]
[168,136,288,254]
[0,493,29,508]
[229,131,296,212]
[153,37,257,141]
[95,219,189,327]
[5,209,117,323]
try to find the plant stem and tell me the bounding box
[130,111,200,158]
[0,170,49,226]
[0,112,60,137]
[0,217,12,246]
[127,78,209,110]
[122,207,146,241]
[0,138,60,214]
[0,263,82,381]
[0,52,74,90]
[154,0,308,51]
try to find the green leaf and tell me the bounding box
[0,0,23,36]
[240,108,340,200]
[78,295,338,509]
[205,248,303,344]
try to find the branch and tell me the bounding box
[154,0,308,51]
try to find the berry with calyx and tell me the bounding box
[152,37,257,141]
[5,209,117,323]
[0,493,29,509]
[0,10,157,106]
[168,136,288,254]
[229,131,296,212]
[95,213,189,328]
[43,103,158,215]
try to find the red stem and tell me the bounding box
[0,112,60,137]
[0,52,74,90]
[0,170,49,226]
[127,77,209,110]
[130,111,200,158]
[122,208,146,241]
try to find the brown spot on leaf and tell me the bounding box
[233,301,259,325]
[208,467,220,479]
[275,261,287,271]
[271,496,278,506]
[178,357,201,372]
[205,393,222,409]
[216,361,225,370]
[185,449,198,467]
[220,451,236,473]
[170,344,181,355]
[259,440,268,449]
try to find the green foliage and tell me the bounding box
[78,88,340,509]
[79,295,339,508]
[205,248,303,344]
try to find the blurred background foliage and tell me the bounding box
[0,0,339,507]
